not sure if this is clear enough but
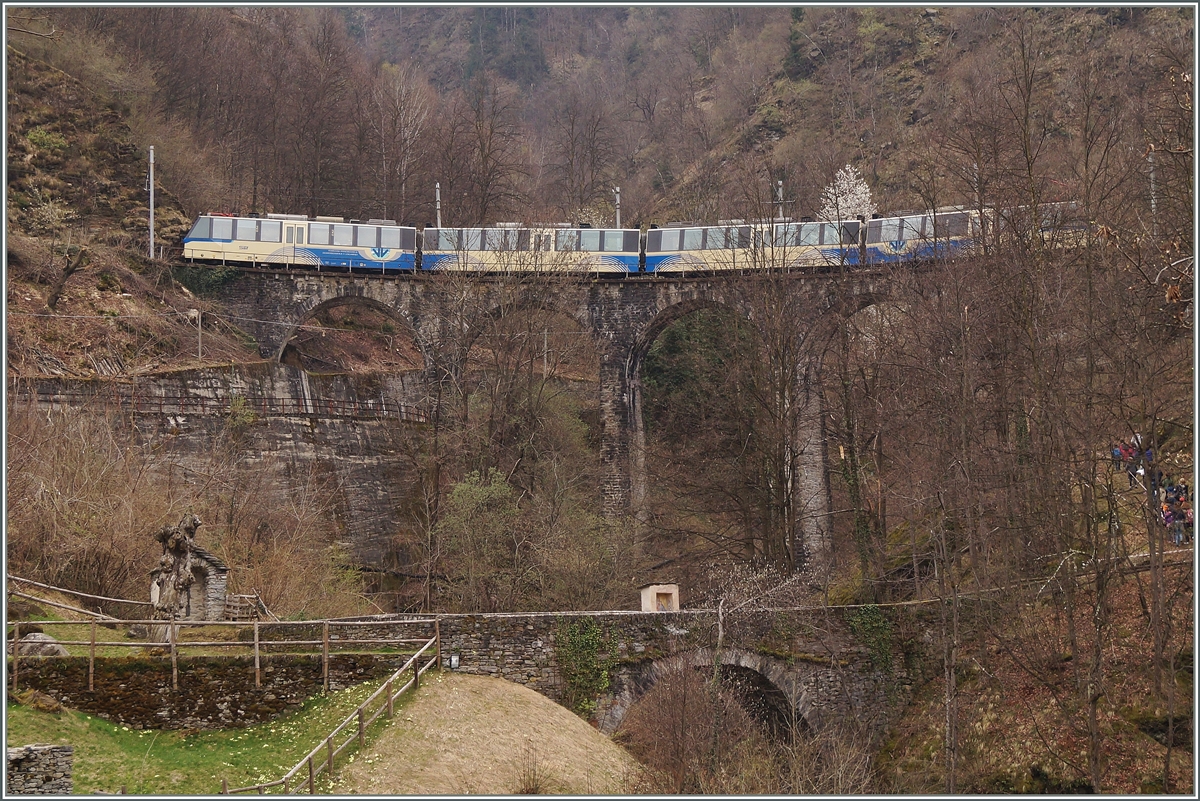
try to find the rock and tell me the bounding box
[12,632,69,656]
[10,688,65,714]
[6,600,45,620]
[126,624,150,639]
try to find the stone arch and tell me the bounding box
[621,294,752,513]
[274,294,421,367]
[596,646,811,737]
[630,295,751,368]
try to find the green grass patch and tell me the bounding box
[6,676,417,794]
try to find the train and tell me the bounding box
[182,203,1081,275]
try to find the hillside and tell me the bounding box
[4,8,1194,795]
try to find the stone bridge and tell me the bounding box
[404,606,918,740]
[210,270,894,565]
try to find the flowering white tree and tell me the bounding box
[818,164,877,222]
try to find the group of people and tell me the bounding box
[1159,479,1193,547]
[1111,436,1192,546]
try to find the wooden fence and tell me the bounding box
[8,617,438,694]
[219,636,440,794]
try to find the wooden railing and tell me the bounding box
[7,618,437,694]
[219,635,440,794]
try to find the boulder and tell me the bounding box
[12,632,69,657]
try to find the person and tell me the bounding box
[1112,444,1123,469]
[1162,505,1176,545]
[1185,503,1194,545]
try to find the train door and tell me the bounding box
[284,223,305,267]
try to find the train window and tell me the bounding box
[188,217,212,239]
[706,228,728,250]
[308,224,330,245]
[682,228,703,250]
[424,226,448,248]
[462,228,483,250]
[333,224,353,246]
[901,216,926,240]
[623,231,639,252]
[600,231,624,252]
[260,220,282,242]
[356,226,379,247]
[579,230,601,251]
[235,219,257,240]
[380,227,400,249]
[736,227,752,248]
[799,224,821,246]
[555,230,577,251]
[934,213,969,237]
[657,229,680,251]
[498,229,528,251]
[212,217,234,240]
[286,227,293,244]
[876,218,901,242]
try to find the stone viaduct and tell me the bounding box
[209,269,892,564]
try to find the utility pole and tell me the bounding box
[435,182,442,228]
[189,309,201,359]
[775,179,784,222]
[148,145,155,260]
[613,186,621,228]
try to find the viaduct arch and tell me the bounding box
[210,270,893,565]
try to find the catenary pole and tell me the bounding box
[148,146,155,259]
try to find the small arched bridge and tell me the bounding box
[392,606,915,740]
[210,270,895,565]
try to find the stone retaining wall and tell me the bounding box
[6,745,72,795]
[7,653,415,730]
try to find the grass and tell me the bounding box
[6,676,416,795]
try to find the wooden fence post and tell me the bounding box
[89,621,96,692]
[253,620,261,689]
[322,621,330,693]
[358,708,365,749]
[221,778,228,794]
[386,678,394,719]
[11,622,18,691]
[308,755,315,793]
[435,619,442,671]
[170,614,178,690]
[326,736,334,776]
[414,652,420,689]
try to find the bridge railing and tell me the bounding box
[8,387,428,423]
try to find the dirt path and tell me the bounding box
[331,672,642,795]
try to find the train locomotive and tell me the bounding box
[182,203,1079,275]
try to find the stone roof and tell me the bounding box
[191,543,229,572]
[150,543,229,576]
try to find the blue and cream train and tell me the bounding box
[182,204,1080,275]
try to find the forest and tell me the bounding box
[4,5,1194,793]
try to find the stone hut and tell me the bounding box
[639,583,680,612]
[150,544,229,621]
